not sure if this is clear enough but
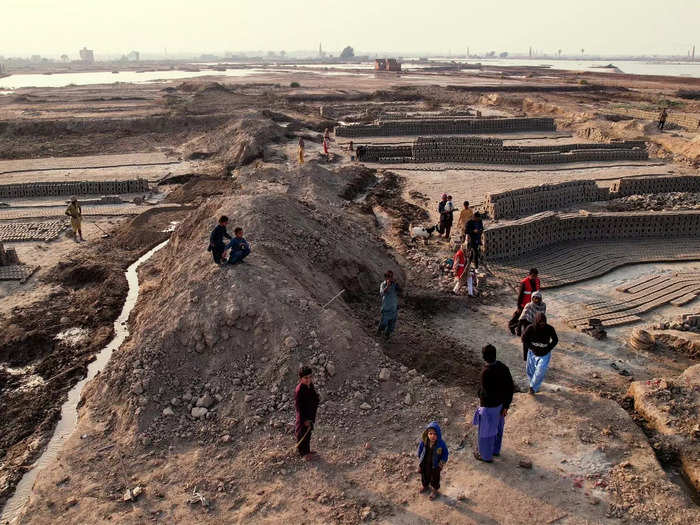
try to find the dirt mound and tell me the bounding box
[180,113,286,169]
[110,207,192,251]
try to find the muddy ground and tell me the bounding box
[0,66,699,524]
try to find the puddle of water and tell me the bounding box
[0,239,169,524]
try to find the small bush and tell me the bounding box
[579,79,588,85]
[290,81,300,88]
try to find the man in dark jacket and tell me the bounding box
[208,215,231,264]
[294,366,320,459]
[465,212,484,269]
[472,344,514,462]
[522,312,559,394]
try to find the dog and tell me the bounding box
[410,224,438,240]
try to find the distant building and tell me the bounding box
[30,55,42,62]
[374,58,401,72]
[0,63,6,75]
[79,47,95,63]
[127,50,140,61]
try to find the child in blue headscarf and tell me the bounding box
[417,421,449,500]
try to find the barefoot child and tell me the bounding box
[294,366,320,460]
[417,421,448,499]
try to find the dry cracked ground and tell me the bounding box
[1,70,699,524]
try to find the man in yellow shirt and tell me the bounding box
[457,200,473,240]
[65,196,84,242]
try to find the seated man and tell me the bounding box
[225,227,250,265]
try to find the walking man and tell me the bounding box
[65,196,84,242]
[522,312,559,394]
[465,211,484,269]
[508,268,540,335]
[377,270,401,339]
[657,108,668,130]
[473,344,514,462]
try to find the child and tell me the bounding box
[417,421,448,500]
[224,227,250,265]
[207,215,231,264]
[294,366,320,460]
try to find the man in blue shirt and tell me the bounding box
[225,227,251,265]
[377,270,401,340]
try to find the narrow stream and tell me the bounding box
[1,239,169,524]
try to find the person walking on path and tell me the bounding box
[522,312,559,394]
[417,421,448,500]
[508,268,540,335]
[473,344,514,463]
[457,200,474,239]
[452,243,470,294]
[65,196,84,242]
[518,290,546,335]
[657,108,668,130]
[465,211,484,269]
[207,215,232,264]
[294,366,320,460]
[377,270,401,339]
[224,227,250,265]
[298,136,305,164]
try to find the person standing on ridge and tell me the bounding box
[65,196,84,242]
[508,268,540,335]
[298,136,305,164]
[377,270,401,340]
[294,366,320,460]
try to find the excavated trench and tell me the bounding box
[0,240,169,523]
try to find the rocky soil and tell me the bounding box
[606,192,700,212]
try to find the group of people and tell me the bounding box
[436,195,485,295]
[207,215,251,265]
[297,128,333,164]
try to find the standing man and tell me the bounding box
[377,270,401,340]
[208,215,232,264]
[522,313,559,394]
[224,227,250,265]
[657,108,668,130]
[473,344,514,462]
[65,196,84,242]
[437,194,448,237]
[465,211,484,269]
[298,136,305,164]
[457,200,474,239]
[294,366,320,460]
[508,268,540,335]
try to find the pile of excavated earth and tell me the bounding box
[1,72,699,524]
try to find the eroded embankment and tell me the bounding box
[0,207,188,508]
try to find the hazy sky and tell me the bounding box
[3,0,699,58]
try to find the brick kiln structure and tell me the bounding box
[484,175,700,220]
[0,179,149,199]
[483,210,700,259]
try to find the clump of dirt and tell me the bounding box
[164,176,232,204]
[180,112,286,169]
[628,364,700,495]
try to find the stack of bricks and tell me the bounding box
[611,175,700,197]
[611,107,700,131]
[335,117,556,137]
[485,181,605,219]
[356,136,647,165]
[483,210,700,259]
[0,179,149,199]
